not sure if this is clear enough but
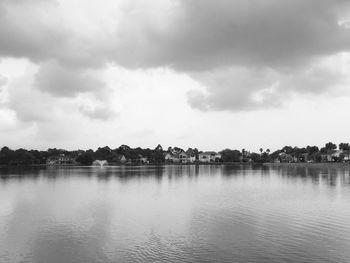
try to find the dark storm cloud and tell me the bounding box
[35,62,105,97]
[112,0,350,111]
[0,0,101,67]
[0,0,106,103]
[113,0,350,70]
[1,0,350,112]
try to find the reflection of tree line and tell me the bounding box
[266,165,350,186]
[1,164,350,187]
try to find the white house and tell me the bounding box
[198,152,221,163]
[179,152,188,163]
[46,154,75,165]
[165,152,180,163]
[165,150,196,163]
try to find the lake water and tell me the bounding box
[1,165,350,263]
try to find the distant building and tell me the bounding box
[136,155,149,164]
[186,149,197,163]
[179,152,188,163]
[198,152,221,163]
[164,148,196,164]
[320,154,333,162]
[331,150,343,162]
[164,152,180,163]
[46,154,75,165]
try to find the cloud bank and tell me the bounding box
[1,0,350,115]
[112,0,350,111]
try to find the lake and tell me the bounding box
[1,165,350,263]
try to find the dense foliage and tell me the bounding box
[0,141,349,166]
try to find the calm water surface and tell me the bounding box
[1,165,350,263]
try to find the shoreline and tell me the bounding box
[0,162,260,169]
[2,162,350,169]
[264,162,350,168]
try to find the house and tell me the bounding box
[46,154,75,165]
[164,148,197,164]
[321,154,333,162]
[331,150,344,162]
[273,158,281,163]
[164,152,172,161]
[186,149,197,163]
[179,152,188,163]
[136,155,149,164]
[164,152,180,163]
[198,152,222,163]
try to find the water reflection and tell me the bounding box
[1,165,350,263]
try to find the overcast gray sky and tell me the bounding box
[1,0,350,151]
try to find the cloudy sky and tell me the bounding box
[1,0,350,152]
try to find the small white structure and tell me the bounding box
[92,160,108,167]
[119,155,127,163]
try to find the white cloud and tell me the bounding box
[0,0,350,150]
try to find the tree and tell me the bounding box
[282,146,293,154]
[155,144,163,151]
[259,148,263,154]
[306,145,319,162]
[0,147,14,165]
[251,153,261,163]
[339,143,349,151]
[220,149,242,162]
[94,146,114,162]
[325,142,337,152]
[76,154,93,165]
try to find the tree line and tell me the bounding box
[0,141,349,166]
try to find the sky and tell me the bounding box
[1,0,350,152]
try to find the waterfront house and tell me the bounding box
[179,152,188,163]
[164,152,172,161]
[165,152,180,163]
[320,154,333,162]
[186,149,197,163]
[136,155,149,164]
[199,152,222,163]
[46,154,75,165]
[331,150,344,162]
